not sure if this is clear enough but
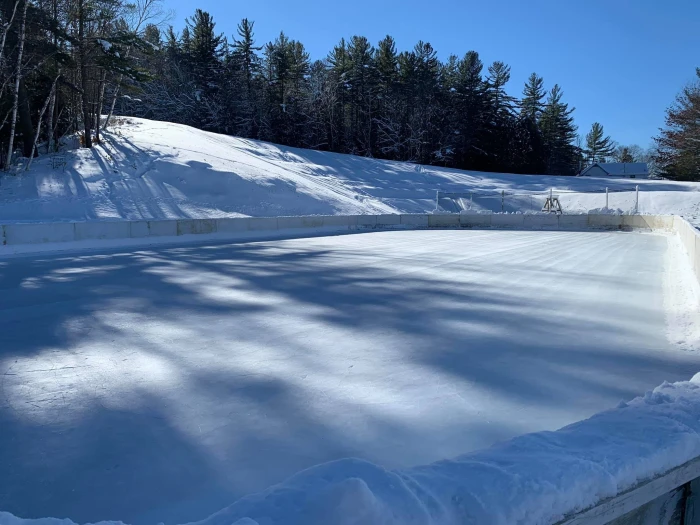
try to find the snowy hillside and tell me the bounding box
[1,117,700,223]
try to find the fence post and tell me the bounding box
[605,187,609,210]
[636,185,639,214]
[435,190,439,211]
[470,192,473,210]
[501,190,505,212]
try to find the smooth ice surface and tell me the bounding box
[1,230,699,524]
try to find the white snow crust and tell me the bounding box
[2,118,700,223]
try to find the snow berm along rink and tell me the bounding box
[3,119,700,525]
[3,117,700,222]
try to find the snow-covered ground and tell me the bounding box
[2,229,700,525]
[1,117,700,223]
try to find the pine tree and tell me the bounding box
[452,51,486,169]
[261,32,309,145]
[229,18,262,136]
[584,122,615,164]
[374,35,401,158]
[516,73,547,173]
[615,146,635,163]
[326,38,351,151]
[184,9,225,130]
[346,35,376,155]
[521,73,545,123]
[540,84,579,174]
[1,2,606,179]
[654,69,700,180]
[485,61,515,117]
[408,41,441,163]
[481,61,517,171]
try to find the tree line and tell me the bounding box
[0,0,696,179]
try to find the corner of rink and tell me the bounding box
[663,232,700,353]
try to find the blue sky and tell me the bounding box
[168,0,699,148]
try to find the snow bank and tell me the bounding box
[1,117,700,223]
[3,375,700,525]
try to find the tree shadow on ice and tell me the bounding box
[1,239,519,524]
[1,231,700,525]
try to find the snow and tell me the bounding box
[664,235,700,352]
[97,39,112,51]
[2,229,700,525]
[3,120,700,524]
[3,372,700,525]
[180,372,700,525]
[1,117,700,223]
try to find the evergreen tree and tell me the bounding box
[482,61,516,171]
[2,3,611,178]
[485,61,515,117]
[584,122,615,164]
[521,73,545,123]
[540,84,579,174]
[346,35,376,155]
[614,146,635,163]
[261,32,309,145]
[326,38,351,151]
[374,35,401,158]
[452,51,486,169]
[654,69,700,180]
[228,18,262,136]
[408,41,441,163]
[184,9,225,130]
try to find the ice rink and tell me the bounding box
[2,229,699,525]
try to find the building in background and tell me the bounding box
[578,163,650,179]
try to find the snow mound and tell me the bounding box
[4,375,700,525]
[1,117,700,223]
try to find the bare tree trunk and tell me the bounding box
[78,0,92,148]
[45,0,58,153]
[103,75,120,130]
[46,82,57,152]
[18,78,35,156]
[0,0,20,67]
[95,69,107,141]
[104,0,171,131]
[4,0,28,170]
[26,73,60,171]
[103,47,131,131]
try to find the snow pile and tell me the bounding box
[1,117,700,223]
[585,207,625,215]
[4,374,700,525]
[665,230,700,352]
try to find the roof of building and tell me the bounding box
[580,163,649,176]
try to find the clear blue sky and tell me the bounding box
[168,0,699,149]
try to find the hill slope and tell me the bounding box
[1,117,699,222]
